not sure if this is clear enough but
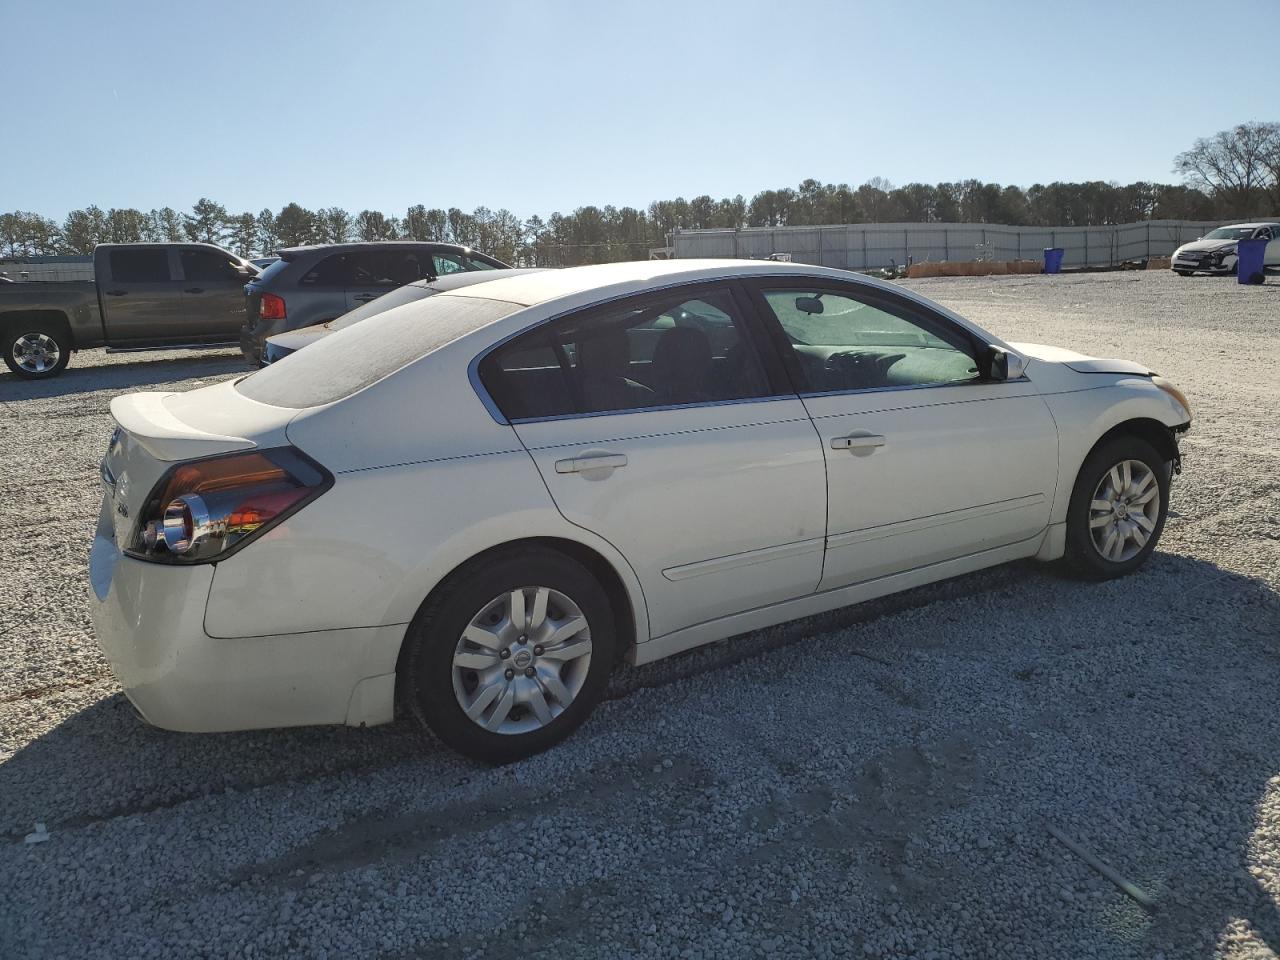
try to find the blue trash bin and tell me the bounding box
[1236,238,1267,285]
[1043,248,1065,274]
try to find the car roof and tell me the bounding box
[401,267,545,292]
[1218,222,1280,229]
[442,258,910,308]
[276,241,481,256]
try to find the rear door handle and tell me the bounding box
[184,287,204,294]
[105,289,127,296]
[831,432,886,452]
[352,293,379,302]
[554,452,628,474]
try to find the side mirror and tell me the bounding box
[984,345,1026,381]
[795,296,824,315]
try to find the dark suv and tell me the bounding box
[240,241,508,365]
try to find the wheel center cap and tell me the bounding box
[1115,502,1128,518]
[513,649,533,670]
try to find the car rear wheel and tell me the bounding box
[402,546,616,763]
[1063,436,1170,580]
[3,324,71,379]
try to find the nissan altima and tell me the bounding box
[90,260,1192,762]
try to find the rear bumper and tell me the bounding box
[88,498,398,732]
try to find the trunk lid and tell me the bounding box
[100,381,298,547]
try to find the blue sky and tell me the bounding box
[3,0,1272,220]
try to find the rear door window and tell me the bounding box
[301,254,356,287]
[478,285,773,420]
[359,250,430,286]
[109,248,171,283]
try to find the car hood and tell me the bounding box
[1008,341,1154,376]
[1174,239,1236,254]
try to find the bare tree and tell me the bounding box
[1175,122,1279,215]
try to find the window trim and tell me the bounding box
[470,278,795,425]
[743,277,1005,398]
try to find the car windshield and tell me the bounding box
[1204,227,1256,240]
[236,294,521,408]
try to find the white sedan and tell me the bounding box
[90,261,1192,761]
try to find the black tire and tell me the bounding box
[1063,435,1170,581]
[2,322,71,379]
[402,546,617,763]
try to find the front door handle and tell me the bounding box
[185,287,204,294]
[352,293,379,302]
[831,432,886,452]
[105,289,127,296]
[554,452,628,474]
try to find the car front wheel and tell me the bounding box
[1063,435,1170,580]
[402,546,616,763]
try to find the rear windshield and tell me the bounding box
[235,294,521,408]
[330,283,436,332]
[251,258,292,284]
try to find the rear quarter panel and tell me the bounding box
[204,340,651,643]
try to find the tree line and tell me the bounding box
[4,122,1277,267]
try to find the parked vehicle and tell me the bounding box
[262,268,545,365]
[0,243,258,379]
[1171,222,1280,276]
[249,257,280,270]
[91,260,1191,762]
[240,241,509,365]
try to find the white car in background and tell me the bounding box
[90,261,1192,762]
[1171,222,1280,276]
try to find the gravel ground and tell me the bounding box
[1,271,1278,959]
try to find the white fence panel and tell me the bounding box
[672,220,1239,270]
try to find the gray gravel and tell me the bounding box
[2,271,1279,959]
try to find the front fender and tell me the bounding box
[1040,378,1188,524]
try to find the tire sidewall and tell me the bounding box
[1065,436,1170,579]
[3,325,71,380]
[406,549,616,763]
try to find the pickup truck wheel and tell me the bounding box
[3,327,71,379]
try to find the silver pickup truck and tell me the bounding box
[0,243,258,379]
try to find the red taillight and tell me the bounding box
[259,293,287,320]
[127,448,330,564]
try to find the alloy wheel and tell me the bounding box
[1088,459,1160,563]
[12,333,60,374]
[451,586,593,735]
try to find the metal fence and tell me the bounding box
[0,257,94,282]
[672,220,1242,271]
